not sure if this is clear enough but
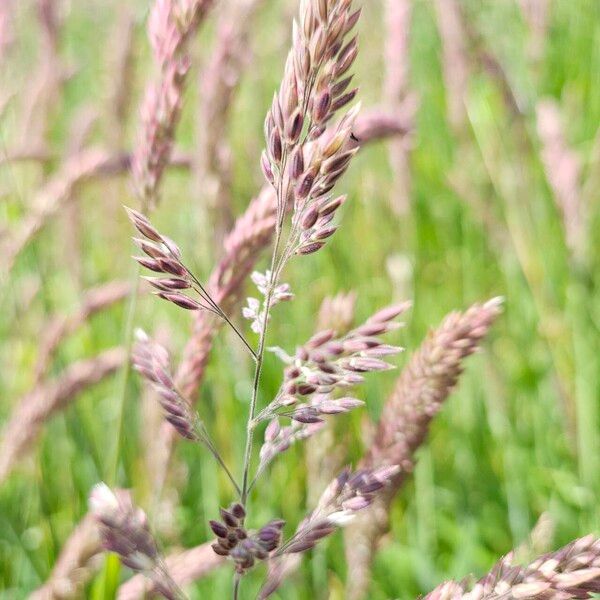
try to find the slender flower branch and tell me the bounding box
[132,330,241,495]
[127,206,257,361]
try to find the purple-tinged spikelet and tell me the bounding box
[89,484,181,599]
[258,301,410,424]
[132,330,199,441]
[209,503,285,574]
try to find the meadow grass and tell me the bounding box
[0,0,599,598]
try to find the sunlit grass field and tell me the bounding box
[1,0,599,598]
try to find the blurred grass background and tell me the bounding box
[1,0,599,598]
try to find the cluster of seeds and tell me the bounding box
[258,419,325,474]
[90,483,158,572]
[426,535,600,600]
[295,190,348,255]
[127,207,199,306]
[127,206,226,314]
[89,484,182,599]
[278,466,399,555]
[262,0,360,186]
[262,302,409,422]
[210,504,285,573]
[261,0,362,255]
[132,330,199,441]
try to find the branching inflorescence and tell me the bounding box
[90,1,406,597]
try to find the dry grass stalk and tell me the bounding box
[344,298,503,599]
[1,147,110,273]
[536,100,584,260]
[34,280,132,381]
[195,0,265,244]
[30,515,101,600]
[433,0,471,135]
[425,535,600,600]
[0,347,126,484]
[132,0,215,209]
[383,0,417,216]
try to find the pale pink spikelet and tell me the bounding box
[259,466,399,598]
[132,330,200,441]
[370,297,502,472]
[424,536,600,600]
[344,298,503,599]
[256,301,409,424]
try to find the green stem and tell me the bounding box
[99,263,140,597]
[239,148,291,509]
[239,272,275,506]
[233,573,241,600]
[107,263,141,484]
